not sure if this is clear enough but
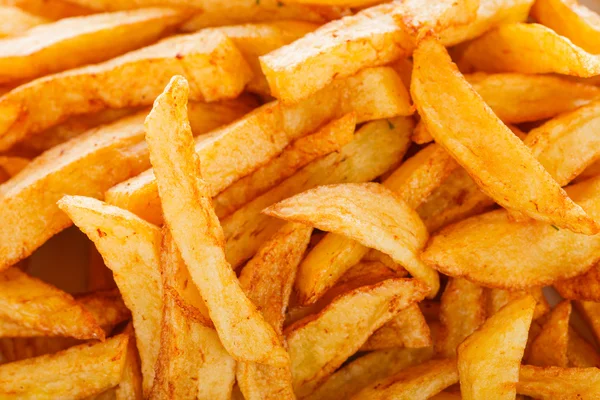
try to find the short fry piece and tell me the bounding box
[528,300,571,367]
[361,304,431,351]
[567,327,600,368]
[556,264,600,301]
[517,364,600,400]
[486,287,550,320]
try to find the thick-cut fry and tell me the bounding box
[146,76,286,366]
[0,5,48,37]
[0,333,128,399]
[351,358,458,400]
[260,0,478,103]
[58,196,163,395]
[305,347,433,400]
[528,300,571,367]
[286,278,428,397]
[214,113,355,218]
[0,8,187,84]
[458,296,536,400]
[568,327,600,368]
[531,0,600,54]
[237,223,312,400]
[486,287,550,320]
[422,176,600,289]
[556,264,600,301]
[264,183,439,297]
[574,300,600,344]
[436,278,486,358]
[517,365,600,400]
[222,116,411,269]
[0,155,27,183]
[116,324,143,400]
[106,66,412,225]
[3,0,92,20]
[459,23,600,76]
[412,35,597,234]
[0,30,252,152]
[75,290,131,333]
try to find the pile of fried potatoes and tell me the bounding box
[1,0,600,398]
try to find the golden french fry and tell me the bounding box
[214,113,355,218]
[458,296,536,400]
[567,327,600,368]
[286,278,428,397]
[436,278,486,358]
[0,8,187,84]
[260,0,477,103]
[0,5,47,37]
[556,263,600,301]
[116,324,143,400]
[351,358,458,400]
[264,183,439,297]
[146,76,287,366]
[281,0,380,5]
[106,66,412,226]
[3,0,92,20]
[531,0,600,54]
[0,333,128,399]
[517,364,600,400]
[486,287,550,320]
[87,244,116,292]
[412,35,597,234]
[422,176,600,289]
[75,290,131,334]
[58,196,163,395]
[574,300,600,344]
[223,116,411,269]
[528,300,571,367]
[0,155,28,183]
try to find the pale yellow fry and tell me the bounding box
[555,263,600,301]
[106,66,411,226]
[0,5,48,38]
[486,287,550,320]
[0,333,128,400]
[0,29,251,152]
[286,278,428,397]
[458,296,536,400]
[214,113,355,218]
[412,35,598,234]
[517,364,600,400]
[75,290,131,333]
[459,23,600,76]
[528,300,571,367]
[264,183,439,297]
[574,300,600,344]
[58,196,163,395]
[146,76,287,366]
[567,327,600,368]
[531,0,600,54]
[351,358,458,400]
[0,8,186,84]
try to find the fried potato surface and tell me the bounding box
[0,5,48,37]
[0,155,28,183]
[555,263,600,301]
[486,287,550,320]
[2,0,92,20]
[116,325,143,400]
[567,327,600,368]
[517,364,600,400]
[528,300,571,367]
[574,300,600,344]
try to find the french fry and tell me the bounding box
[75,290,131,334]
[286,278,428,397]
[87,244,116,291]
[0,5,48,37]
[222,116,411,268]
[486,287,550,320]
[116,324,143,400]
[237,223,312,400]
[556,264,600,301]
[0,30,252,152]
[567,327,600,368]
[260,0,478,103]
[458,296,536,400]
[146,76,287,366]
[281,0,380,6]
[436,278,486,358]
[106,66,412,225]
[264,183,440,297]
[459,23,600,76]
[517,364,600,400]
[351,358,458,400]
[411,35,598,234]
[528,300,571,367]
[0,8,187,84]
[0,333,128,399]
[574,300,600,344]
[2,0,92,20]
[531,0,600,54]
[0,155,28,183]
[58,196,163,395]
[422,176,600,290]
[213,113,355,218]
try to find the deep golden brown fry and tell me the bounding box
[528,300,571,367]
[555,263,600,301]
[517,364,600,400]
[567,327,600,368]
[0,5,48,37]
[574,300,600,344]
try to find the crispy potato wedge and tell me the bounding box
[115,324,143,400]
[75,290,131,334]
[58,196,163,395]
[0,333,128,399]
[0,30,252,152]
[459,23,600,76]
[556,264,600,301]
[517,364,600,400]
[260,0,477,103]
[87,244,116,292]
[486,287,550,320]
[305,347,433,400]
[574,300,600,344]
[528,300,571,367]
[0,335,81,363]
[0,8,187,84]
[351,358,458,400]
[237,223,312,400]
[0,5,47,37]
[436,278,486,358]
[567,327,600,368]
[146,76,286,366]
[2,0,92,20]
[422,176,600,289]
[412,35,597,234]
[0,155,27,183]
[458,296,536,400]
[264,183,439,297]
[106,66,412,225]
[286,278,428,397]
[214,113,355,218]
[531,0,600,54]
[223,116,411,269]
